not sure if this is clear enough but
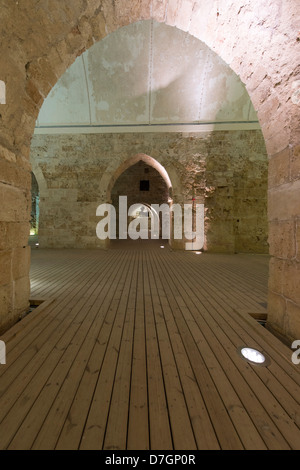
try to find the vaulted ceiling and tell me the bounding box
[35,20,259,133]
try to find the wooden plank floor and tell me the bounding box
[1,241,300,450]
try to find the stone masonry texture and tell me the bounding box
[30,130,268,254]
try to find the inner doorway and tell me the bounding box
[110,160,170,248]
[29,172,40,247]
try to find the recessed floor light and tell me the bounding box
[195,251,202,255]
[237,346,270,366]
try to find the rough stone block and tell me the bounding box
[282,260,300,305]
[25,79,44,108]
[0,145,16,164]
[256,94,280,126]
[290,144,300,182]
[297,219,300,262]
[265,127,291,157]
[0,250,12,287]
[267,290,286,332]
[152,0,168,23]
[268,257,284,294]
[0,284,12,333]
[268,179,300,222]
[268,147,290,188]
[166,0,194,30]
[12,246,31,281]
[286,300,300,341]
[1,222,30,250]
[0,183,30,223]
[268,219,296,259]
[0,159,31,191]
[26,58,57,99]
[13,276,30,314]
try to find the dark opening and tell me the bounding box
[140,180,150,191]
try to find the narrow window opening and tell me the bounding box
[0,80,6,104]
[140,180,150,191]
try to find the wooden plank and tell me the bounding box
[126,252,149,450]
[141,251,173,450]
[79,252,137,450]
[181,252,300,390]
[0,247,299,451]
[0,251,122,449]
[146,252,198,450]
[30,250,90,299]
[0,253,114,392]
[181,253,300,386]
[2,251,107,355]
[147,251,222,450]
[31,255,102,299]
[28,251,131,450]
[102,252,138,450]
[55,252,135,450]
[149,251,246,450]
[158,251,300,449]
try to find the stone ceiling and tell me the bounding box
[35,20,259,134]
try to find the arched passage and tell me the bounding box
[29,172,39,244]
[106,154,173,204]
[108,156,172,245]
[0,1,299,340]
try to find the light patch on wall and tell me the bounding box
[0,81,6,104]
[0,340,6,364]
[291,80,300,106]
[99,101,109,111]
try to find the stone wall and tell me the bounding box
[0,149,31,334]
[30,130,268,253]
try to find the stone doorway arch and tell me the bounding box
[0,1,299,339]
[101,154,178,247]
[104,154,176,203]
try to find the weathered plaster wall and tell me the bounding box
[30,130,268,253]
[0,153,31,334]
[35,20,258,129]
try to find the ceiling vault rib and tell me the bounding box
[148,19,154,125]
[247,99,253,121]
[35,120,259,129]
[81,54,92,126]
[198,49,210,122]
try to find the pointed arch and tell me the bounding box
[102,153,181,203]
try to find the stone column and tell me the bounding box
[0,144,31,334]
[264,85,300,342]
[267,144,300,342]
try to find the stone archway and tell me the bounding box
[102,154,177,247]
[0,0,299,340]
[103,154,176,203]
[29,171,40,240]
